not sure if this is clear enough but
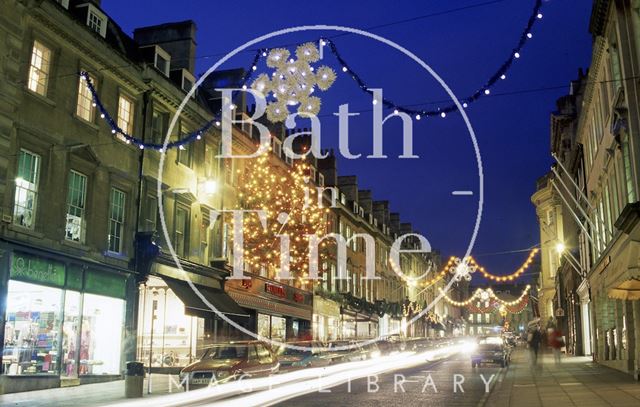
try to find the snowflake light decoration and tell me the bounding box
[450,257,477,282]
[251,43,336,122]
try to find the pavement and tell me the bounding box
[0,374,184,407]
[481,348,640,407]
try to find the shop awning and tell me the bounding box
[163,278,249,318]
[608,278,640,301]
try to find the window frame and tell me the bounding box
[108,187,126,253]
[76,73,96,123]
[117,93,135,139]
[13,149,41,229]
[27,40,52,96]
[174,204,190,258]
[65,170,88,244]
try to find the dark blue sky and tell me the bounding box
[104,0,592,279]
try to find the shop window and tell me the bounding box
[65,170,87,243]
[13,149,41,229]
[76,74,96,122]
[256,343,274,364]
[3,280,63,375]
[62,291,81,378]
[257,314,286,341]
[80,293,124,375]
[27,40,51,96]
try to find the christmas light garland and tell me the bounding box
[79,0,544,150]
[438,284,531,307]
[467,248,539,282]
[388,256,456,288]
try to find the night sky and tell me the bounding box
[103,0,592,280]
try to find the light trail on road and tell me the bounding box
[110,342,473,407]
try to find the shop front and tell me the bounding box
[225,275,313,342]
[0,250,129,394]
[137,262,249,372]
[312,296,340,342]
[339,307,379,340]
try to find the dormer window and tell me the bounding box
[180,69,196,94]
[154,47,170,77]
[83,4,107,38]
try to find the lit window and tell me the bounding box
[13,149,40,229]
[65,170,87,243]
[76,74,96,122]
[117,94,134,140]
[27,41,51,96]
[108,188,126,253]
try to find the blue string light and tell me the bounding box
[81,0,543,149]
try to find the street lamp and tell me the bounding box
[555,241,585,278]
[202,179,218,195]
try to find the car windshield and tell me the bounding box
[278,344,312,356]
[201,345,248,360]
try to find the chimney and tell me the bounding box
[358,190,372,214]
[134,20,197,74]
[317,149,337,186]
[389,213,401,234]
[372,201,390,228]
[337,176,358,202]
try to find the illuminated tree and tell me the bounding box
[231,151,330,288]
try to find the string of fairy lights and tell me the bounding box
[438,285,532,307]
[468,247,540,282]
[78,0,545,150]
[388,247,538,315]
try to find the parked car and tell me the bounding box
[327,340,368,362]
[276,341,337,370]
[179,341,279,390]
[470,336,510,368]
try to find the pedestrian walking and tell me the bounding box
[549,327,564,365]
[527,326,542,367]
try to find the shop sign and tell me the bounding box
[555,308,565,317]
[293,292,304,303]
[10,252,65,287]
[85,269,127,299]
[265,282,286,298]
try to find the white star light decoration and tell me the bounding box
[251,42,336,122]
[450,257,477,282]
